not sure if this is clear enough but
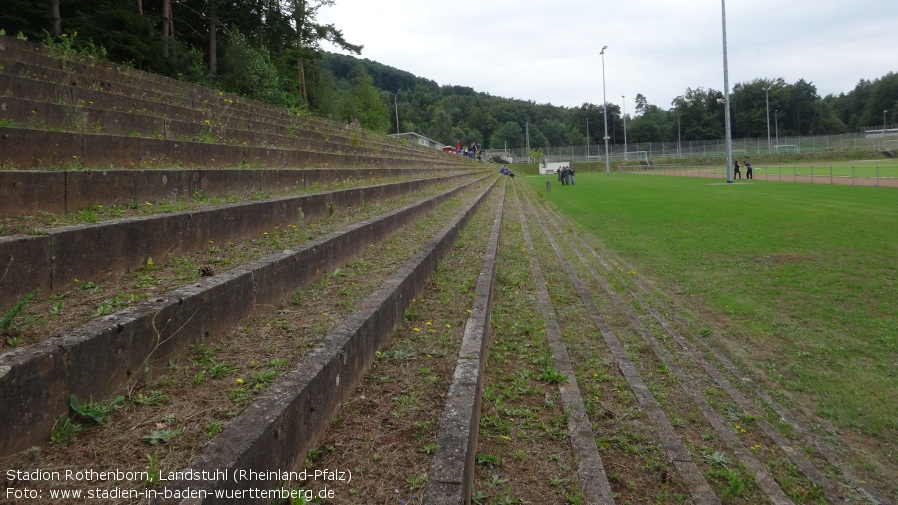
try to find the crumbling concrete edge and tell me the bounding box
[421,179,506,505]
[0,172,483,313]
[153,178,500,505]
[0,176,492,458]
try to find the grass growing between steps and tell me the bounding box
[526,172,898,500]
[302,185,503,505]
[0,178,471,350]
[520,189,693,504]
[0,173,443,236]
[469,187,584,505]
[2,181,493,503]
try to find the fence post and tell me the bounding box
[877,166,880,187]
[830,167,833,185]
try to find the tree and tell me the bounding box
[634,93,648,115]
[219,31,288,105]
[489,122,524,150]
[289,0,362,103]
[672,87,725,140]
[337,66,389,132]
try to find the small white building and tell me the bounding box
[388,132,445,150]
[540,161,572,175]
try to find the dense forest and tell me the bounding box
[2,0,897,150]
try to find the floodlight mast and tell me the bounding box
[720,0,734,183]
[600,45,610,174]
[622,95,628,160]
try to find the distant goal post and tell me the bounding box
[623,151,648,161]
[775,144,799,154]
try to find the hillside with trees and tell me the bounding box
[2,0,896,149]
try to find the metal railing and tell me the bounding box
[483,131,897,164]
[615,164,898,188]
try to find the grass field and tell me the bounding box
[526,172,897,466]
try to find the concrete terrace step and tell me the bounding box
[0,125,471,170]
[0,172,483,313]
[0,36,453,162]
[0,94,435,163]
[0,175,495,457]
[0,167,471,217]
[0,35,463,167]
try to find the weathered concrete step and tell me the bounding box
[0,35,453,161]
[522,188,722,505]
[504,183,616,505]
[423,180,505,504]
[0,126,456,170]
[0,175,496,457]
[0,167,470,217]
[0,53,445,160]
[0,92,449,163]
[0,36,207,104]
[153,177,499,505]
[0,172,482,317]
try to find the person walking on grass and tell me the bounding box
[734,160,742,179]
[745,160,753,180]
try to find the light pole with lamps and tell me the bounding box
[765,87,771,154]
[885,110,889,130]
[622,95,628,160]
[719,0,734,183]
[600,45,610,174]
[586,118,590,159]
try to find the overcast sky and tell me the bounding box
[317,0,898,112]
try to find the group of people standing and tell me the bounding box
[556,166,575,185]
[734,160,753,179]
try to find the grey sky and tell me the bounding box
[318,0,898,112]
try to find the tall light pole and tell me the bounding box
[600,46,610,174]
[774,109,779,147]
[720,0,733,183]
[885,110,889,130]
[765,87,771,154]
[586,118,590,159]
[676,113,681,158]
[622,95,628,160]
[394,94,400,134]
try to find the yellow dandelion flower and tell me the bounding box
[426,321,432,326]
[445,324,451,328]
[413,328,420,332]
[236,378,244,384]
